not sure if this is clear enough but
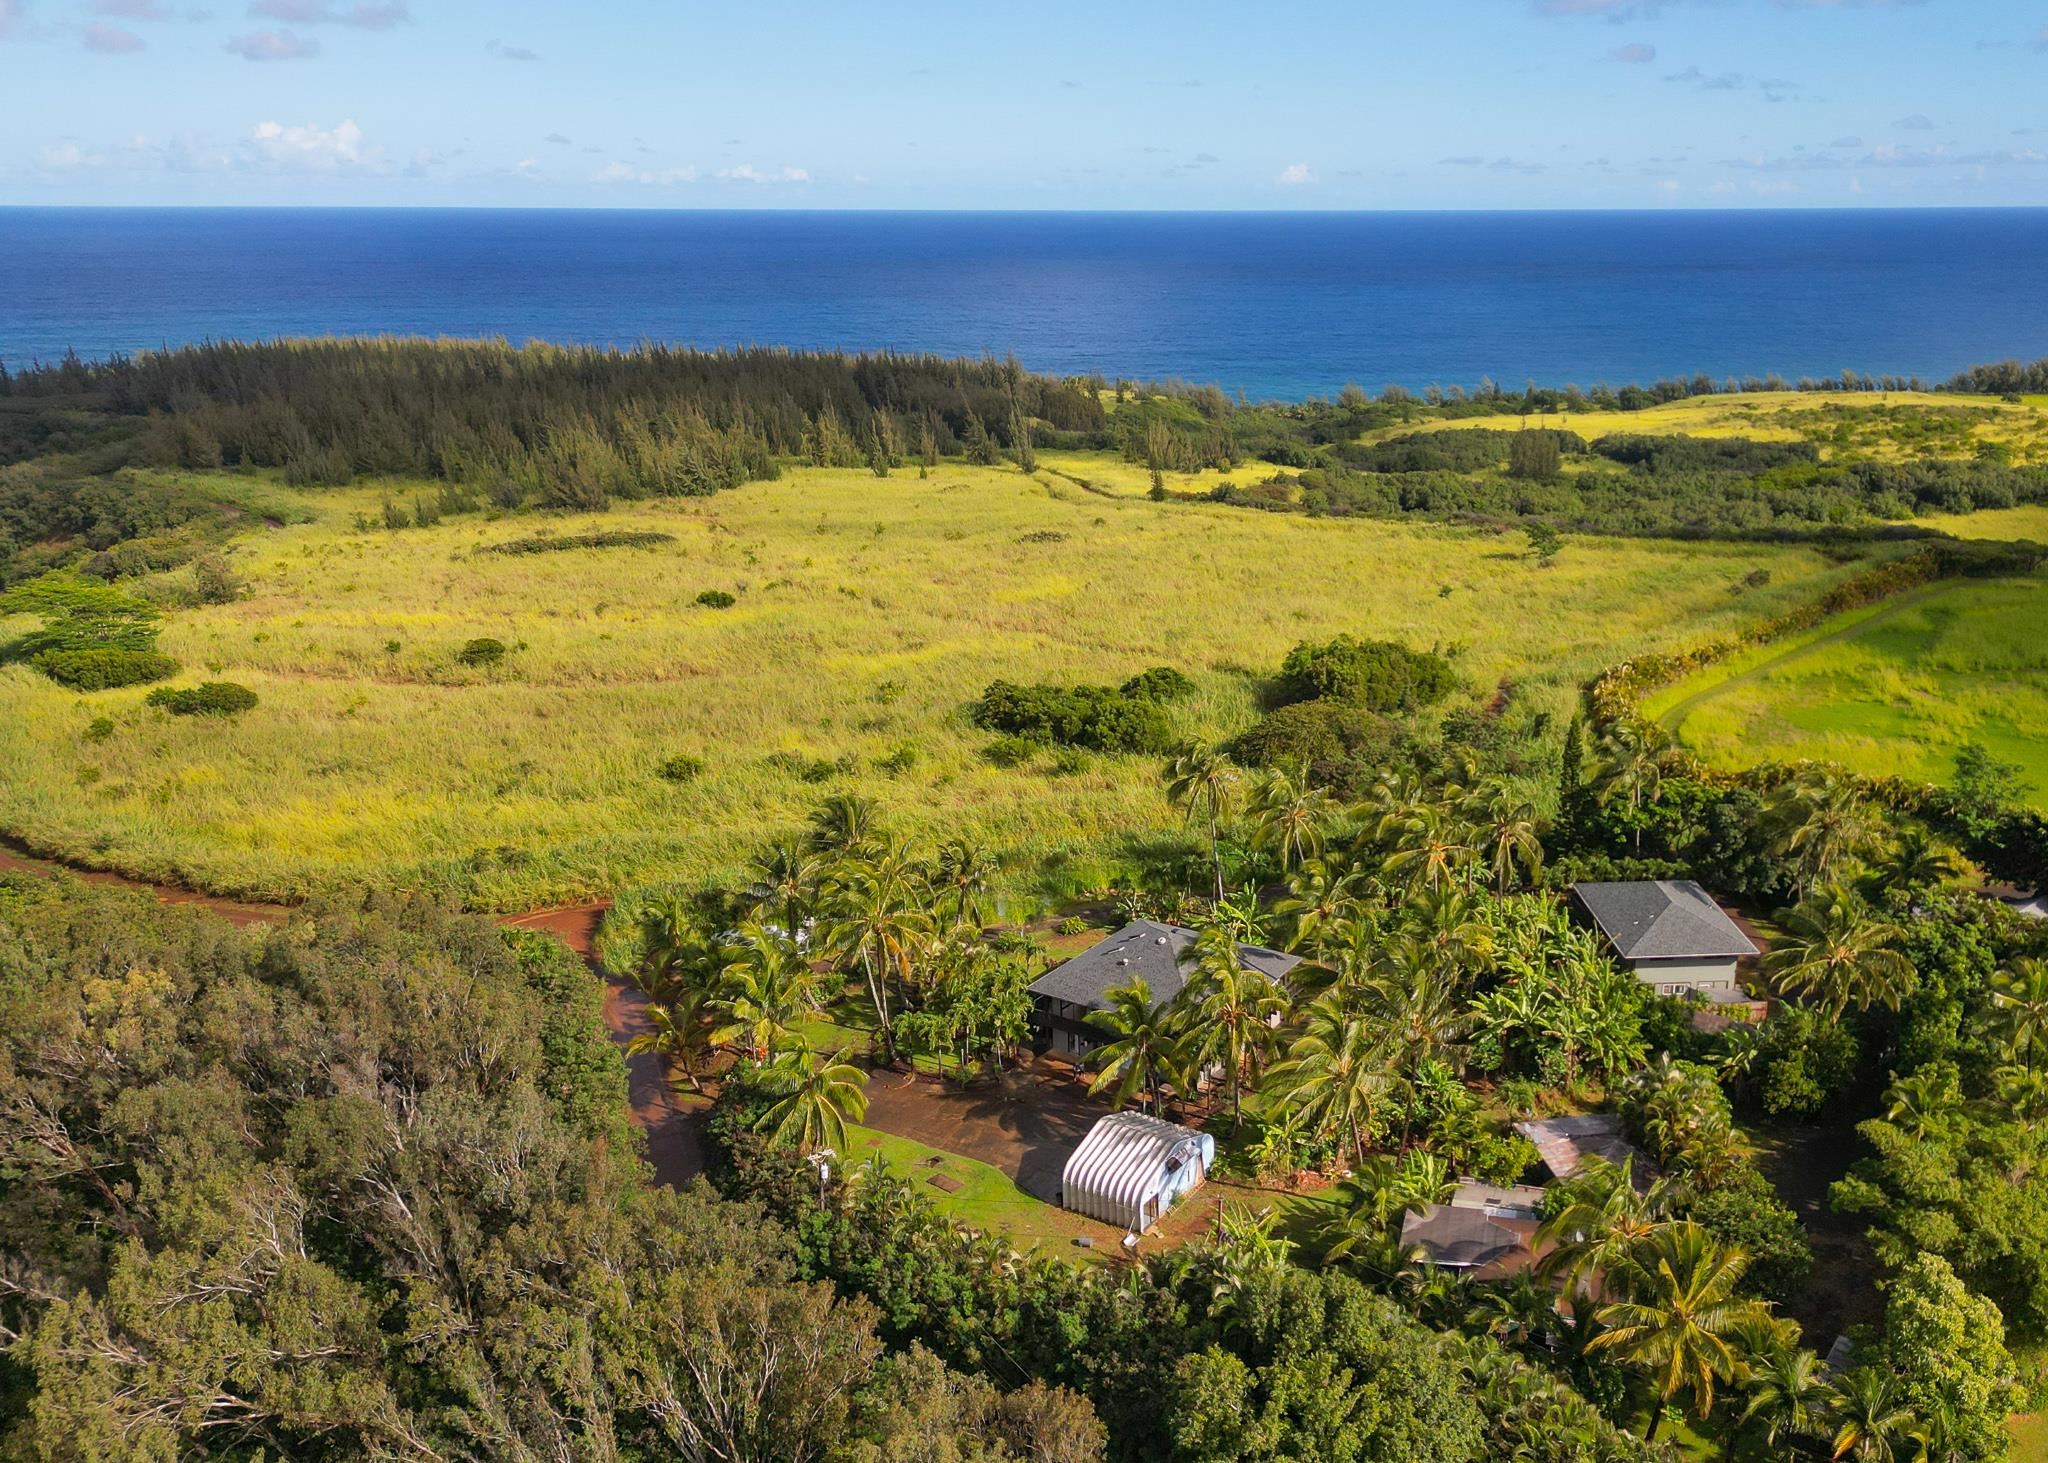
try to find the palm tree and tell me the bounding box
[1367,937,1472,1085]
[1466,1273,1558,1353]
[713,921,820,1062]
[1380,803,1477,894]
[1265,992,1393,1166]
[1271,858,1366,962]
[823,852,931,1057]
[1164,740,1240,902]
[1880,1065,1960,1140]
[1248,763,1329,874]
[1770,767,1886,898]
[1084,978,1182,1115]
[1827,1368,1919,1462]
[1535,1155,1673,1297]
[1765,884,1916,1020]
[1323,1153,1455,1265]
[1177,925,1286,1130]
[807,792,882,858]
[1992,957,2048,1074]
[744,839,826,942]
[1737,1339,1832,1456]
[1871,826,1966,895]
[1595,721,1669,855]
[625,984,719,1093]
[753,1042,870,1153]
[1472,778,1545,895]
[1587,1221,1771,1440]
[638,892,720,1005]
[932,838,998,931]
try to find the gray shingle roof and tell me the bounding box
[1027,920,1301,1011]
[1571,880,1759,962]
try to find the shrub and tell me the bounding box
[1118,665,1196,703]
[1275,634,1457,711]
[146,681,258,717]
[875,743,920,776]
[30,648,180,691]
[190,555,244,605]
[696,589,736,609]
[970,680,1172,754]
[480,530,676,555]
[1508,431,1563,482]
[981,735,1038,768]
[764,751,838,784]
[1231,699,1398,772]
[84,716,115,742]
[657,754,705,783]
[1055,916,1089,936]
[457,637,507,667]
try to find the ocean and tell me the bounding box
[3,207,2045,401]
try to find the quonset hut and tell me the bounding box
[1059,1111,1215,1233]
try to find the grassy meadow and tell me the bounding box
[1,459,1892,908]
[1363,390,2048,464]
[1643,572,2048,804]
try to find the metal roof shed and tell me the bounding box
[1060,1112,1215,1233]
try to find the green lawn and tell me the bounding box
[842,1123,1101,1253]
[1643,574,2048,805]
[2013,1413,2048,1463]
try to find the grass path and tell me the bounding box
[1643,571,2048,802]
[1648,581,1951,740]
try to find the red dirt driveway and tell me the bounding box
[861,1058,1103,1204]
[502,901,709,1189]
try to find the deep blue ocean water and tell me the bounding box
[3,208,2046,401]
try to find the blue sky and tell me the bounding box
[3,0,2046,208]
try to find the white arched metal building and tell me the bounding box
[1059,1112,1215,1233]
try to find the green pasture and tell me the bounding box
[1645,575,2048,804]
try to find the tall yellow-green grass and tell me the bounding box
[0,460,1881,909]
[1362,390,2048,465]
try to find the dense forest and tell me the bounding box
[3,342,2045,574]
[0,878,1109,1462]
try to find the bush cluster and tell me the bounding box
[695,589,737,609]
[456,637,507,667]
[29,647,180,691]
[480,530,677,555]
[1275,634,1458,711]
[146,681,258,716]
[1117,665,1195,702]
[970,674,1179,753]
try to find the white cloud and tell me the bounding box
[249,0,404,27]
[717,162,809,183]
[0,0,26,38]
[226,26,316,57]
[487,39,537,60]
[592,161,698,185]
[41,141,96,168]
[93,0,171,17]
[1276,162,1314,185]
[246,117,364,169]
[1893,113,1935,130]
[83,20,143,48]
[1609,42,1655,62]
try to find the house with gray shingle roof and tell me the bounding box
[1028,920,1300,1061]
[1570,879,1760,998]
